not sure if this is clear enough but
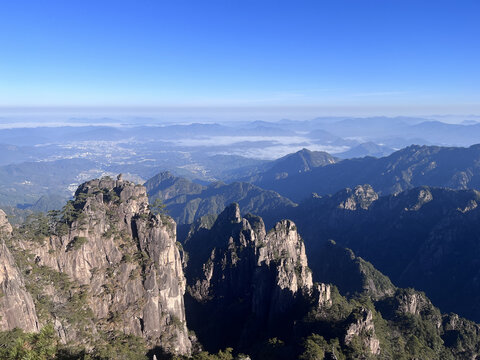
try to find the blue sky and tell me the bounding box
[1,0,479,114]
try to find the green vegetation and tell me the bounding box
[170,348,243,360]
[0,326,148,360]
[23,263,94,328]
[150,197,168,215]
[0,324,57,360]
[299,334,327,360]
[90,333,148,360]
[60,200,82,226]
[4,176,480,360]
[7,222,95,330]
[67,236,89,251]
[16,212,52,243]
[144,172,296,225]
[102,188,121,204]
[190,348,235,360]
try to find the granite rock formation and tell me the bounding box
[183,203,318,352]
[15,177,191,355]
[0,210,39,332]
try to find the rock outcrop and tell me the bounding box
[0,209,13,234]
[344,308,381,356]
[254,219,313,322]
[17,178,191,355]
[184,204,316,351]
[334,185,378,211]
[0,210,39,332]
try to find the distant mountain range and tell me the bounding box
[253,144,480,201]
[335,141,395,159]
[230,148,338,183]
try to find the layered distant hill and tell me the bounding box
[229,148,338,183]
[145,171,296,226]
[253,144,480,201]
[335,141,395,159]
[2,117,480,213]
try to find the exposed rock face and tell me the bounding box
[184,204,315,351]
[335,185,378,211]
[344,308,381,355]
[19,178,191,355]
[397,290,433,316]
[0,211,39,332]
[254,219,313,321]
[402,187,433,211]
[442,312,480,357]
[395,289,442,323]
[286,184,480,322]
[0,209,13,234]
[315,283,332,308]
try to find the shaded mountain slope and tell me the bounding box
[145,172,296,226]
[236,148,338,183]
[180,204,480,359]
[284,184,480,322]
[258,144,480,201]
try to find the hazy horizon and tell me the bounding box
[1,106,480,127]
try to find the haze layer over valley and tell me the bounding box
[2,113,480,212]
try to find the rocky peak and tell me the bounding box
[187,206,313,304]
[376,288,442,331]
[335,184,378,210]
[0,209,12,234]
[252,218,313,323]
[184,204,315,351]
[344,308,381,355]
[214,202,242,226]
[75,176,149,208]
[395,289,436,317]
[257,219,312,291]
[315,283,332,308]
[186,204,259,302]
[401,187,434,211]
[243,213,266,240]
[0,211,39,332]
[17,177,191,356]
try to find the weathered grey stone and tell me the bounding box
[0,209,12,235]
[19,178,191,355]
[344,308,380,355]
[184,203,316,348]
[0,211,39,332]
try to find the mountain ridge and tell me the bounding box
[253,144,480,201]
